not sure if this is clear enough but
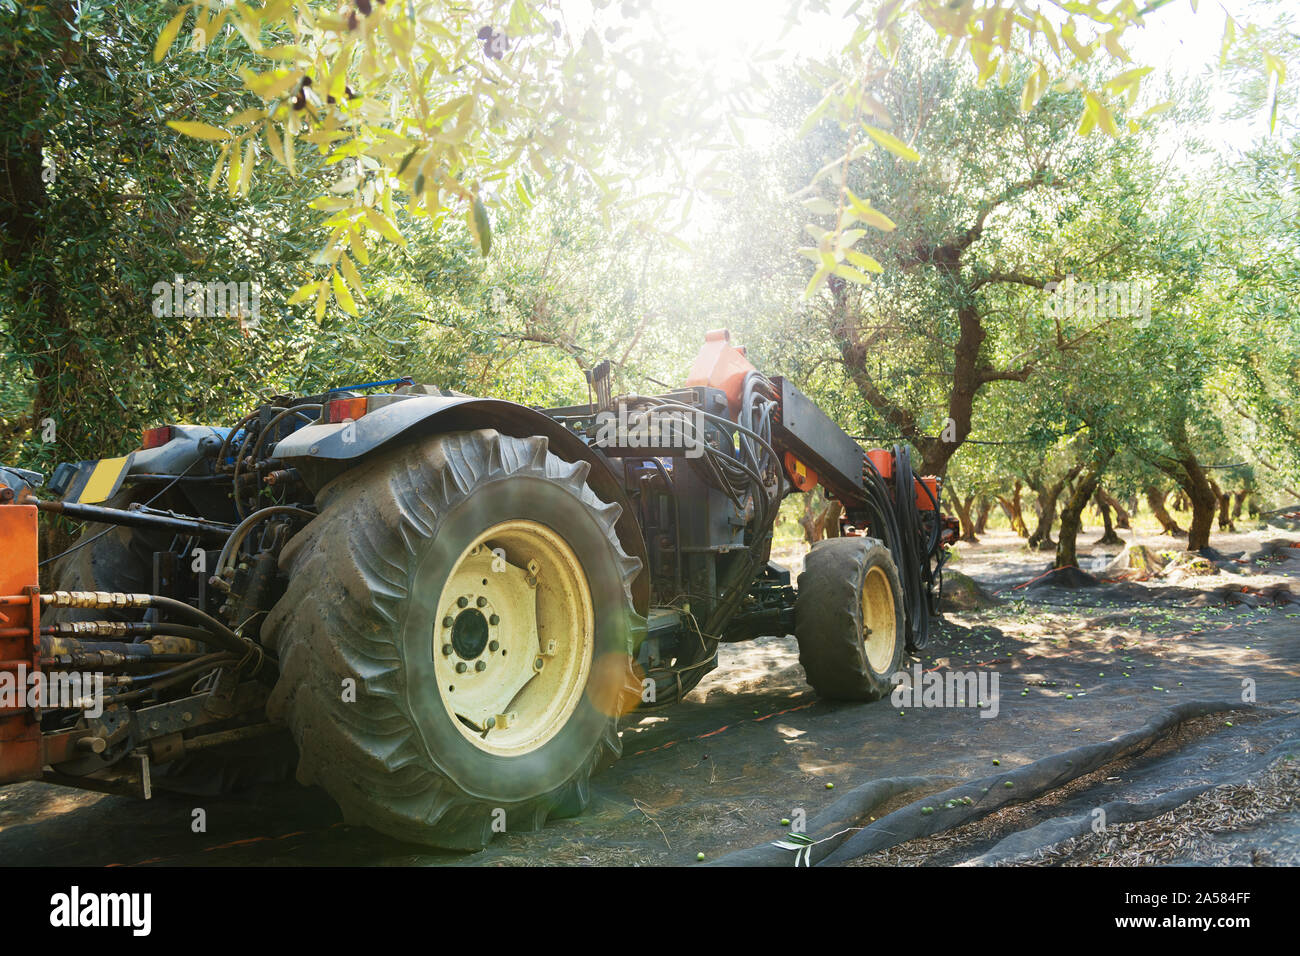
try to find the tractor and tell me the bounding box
[0,329,954,848]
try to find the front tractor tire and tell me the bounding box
[795,537,906,701]
[263,429,642,850]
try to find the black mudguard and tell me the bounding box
[272,395,650,614]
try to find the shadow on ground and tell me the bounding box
[1,528,1296,866]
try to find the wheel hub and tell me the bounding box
[432,521,594,756]
[861,565,897,673]
[450,608,490,660]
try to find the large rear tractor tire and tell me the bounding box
[795,537,905,700]
[262,429,643,849]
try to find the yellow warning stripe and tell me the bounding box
[77,456,131,504]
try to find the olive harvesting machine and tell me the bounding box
[0,330,954,848]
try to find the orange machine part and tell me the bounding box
[783,452,818,493]
[0,504,42,784]
[684,329,757,414]
[865,449,894,481]
[914,476,940,511]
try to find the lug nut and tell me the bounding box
[489,640,499,652]
[477,596,487,607]
[441,644,454,656]
[489,614,500,625]
[442,616,454,628]
[475,661,487,672]
[457,596,468,608]
[456,662,467,673]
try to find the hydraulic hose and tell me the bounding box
[214,505,317,580]
[891,446,932,651]
[41,591,258,659]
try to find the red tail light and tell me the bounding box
[327,397,368,423]
[141,426,174,450]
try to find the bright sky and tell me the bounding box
[1125,0,1293,148]
[576,0,1295,160]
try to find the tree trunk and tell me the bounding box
[1209,479,1234,532]
[825,235,1037,480]
[996,480,1028,536]
[1071,479,1087,534]
[1096,486,1131,529]
[1026,491,1059,551]
[801,494,843,544]
[1187,487,1217,551]
[1156,441,1218,552]
[1231,488,1248,521]
[0,7,93,562]
[1094,490,1122,545]
[1182,469,1218,552]
[1056,454,1113,568]
[1144,486,1185,536]
[953,493,979,543]
[1026,465,1082,551]
[974,496,994,535]
[800,495,825,544]
[996,496,1015,527]
[823,499,843,539]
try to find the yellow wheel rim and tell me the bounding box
[861,565,897,674]
[432,520,594,757]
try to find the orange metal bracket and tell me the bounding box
[0,505,42,784]
[783,452,818,493]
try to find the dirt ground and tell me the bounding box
[1,524,1296,867]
